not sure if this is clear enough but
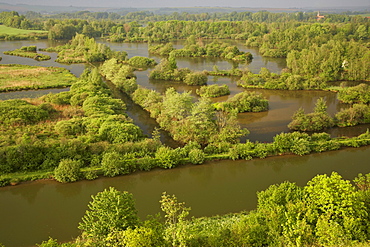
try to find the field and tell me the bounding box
[0,64,76,92]
[0,25,47,35]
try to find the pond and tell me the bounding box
[0,39,369,247]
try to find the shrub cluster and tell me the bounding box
[214,91,269,113]
[196,84,230,98]
[4,45,51,61]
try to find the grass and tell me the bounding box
[0,64,77,92]
[0,25,47,35]
[4,47,51,61]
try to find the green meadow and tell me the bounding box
[0,25,47,35]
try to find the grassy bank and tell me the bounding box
[0,25,47,40]
[4,45,51,61]
[0,64,76,92]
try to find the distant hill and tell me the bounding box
[0,2,368,14]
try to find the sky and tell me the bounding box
[0,0,369,8]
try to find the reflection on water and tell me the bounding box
[0,87,70,100]
[0,146,369,247]
[1,39,370,247]
[0,39,88,77]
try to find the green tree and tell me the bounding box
[79,187,139,240]
[305,172,368,245]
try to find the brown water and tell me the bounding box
[1,40,370,247]
[0,40,87,76]
[0,146,369,247]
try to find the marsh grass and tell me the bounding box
[4,46,51,61]
[0,64,77,92]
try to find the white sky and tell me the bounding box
[1,0,369,8]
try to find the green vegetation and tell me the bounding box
[0,64,76,92]
[38,171,370,246]
[4,45,51,61]
[41,33,127,63]
[0,25,47,40]
[149,57,208,85]
[0,9,369,246]
[196,84,230,98]
[127,56,157,68]
[287,40,370,82]
[337,84,370,104]
[214,91,269,113]
[288,98,335,132]
[335,104,370,127]
[78,187,139,240]
[238,67,328,90]
[289,97,370,131]
[150,36,253,62]
[53,159,82,183]
[0,99,50,125]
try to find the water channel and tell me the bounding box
[0,39,369,246]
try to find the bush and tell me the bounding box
[55,118,85,136]
[0,99,49,125]
[216,91,268,113]
[155,146,181,169]
[54,159,82,183]
[196,84,230,97]
[41,91,72,105]
[137,156,158,171]
[0,177,11,187]
[84,170,99,180]
[101,152,133,177]
[184,72,208,86]
[188,149,206,164]
[128,56,157,68]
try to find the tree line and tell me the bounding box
[1,10,368,43]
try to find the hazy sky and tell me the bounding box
[1,0,369,8]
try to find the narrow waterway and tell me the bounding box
[0,146,369,247]
[1,39,370,247]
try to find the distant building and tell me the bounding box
[317,11,325,20]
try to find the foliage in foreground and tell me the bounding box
[38,172,370,247]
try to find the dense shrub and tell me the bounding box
[0,99,50,125]
[155,146,182,169]
[196,84,230,97]
[127,56,157,68]
[184,72,208,86]
[337,84,370,104]
[288,98,335,131]
[335,104,370,127]
[215,91,269,113]
[55,118,85,136]
[54,159,82,183]
[101,151,134,177]
[188,148,206,164]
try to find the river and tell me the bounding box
[0,39,369,246]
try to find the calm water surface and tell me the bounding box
[0,146,369,247]
[0,40,369,247]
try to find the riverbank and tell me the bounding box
[1,132,369,187]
